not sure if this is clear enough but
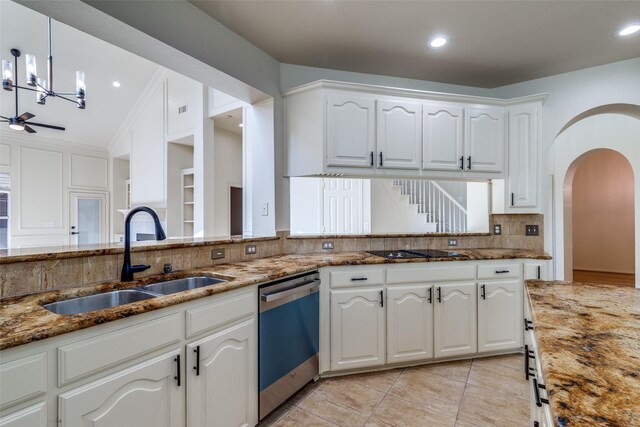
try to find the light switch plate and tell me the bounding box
[493,224,502,235]
[448,239,458,246]
[211,248,225,259]
[525,225,539,236]
[261,202,268,216]
[322,241,334,250]
[245,244,257,255]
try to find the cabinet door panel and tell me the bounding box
[464,107,504,173]
[434,282,477,358]
[508,104,538,208]
[478,281,523,353]
[330,288,385,371]
[326,94,375,168]
[0,402,47,427]
[187,319,257,427]
[422,104,464,171]
[377,100,421,169]
[387,285,433,364]
[524,262,547,281]
[59,350,184,427]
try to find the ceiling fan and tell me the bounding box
[0,110,65,134]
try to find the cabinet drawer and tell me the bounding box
[186,290,256,339]
[58,313,181,386]
[329,268,385,288]
[0,353,47,408]
[477,263,521,280]
[387,265,476,284]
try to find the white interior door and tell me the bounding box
[69,192,108,245]
[322,178,364,234]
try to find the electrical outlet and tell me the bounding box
[261,202,269,216]
[525,225,539,236]
[211,248,225,259]
[448,239,458,246]
[245,244,257,255]
[493,224,502,235]
[322,241,334,250]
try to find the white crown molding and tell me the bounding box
[282,79,547,106]
[0,129,109,156]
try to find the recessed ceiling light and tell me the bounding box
[617,24,640,37]
[429,36,448,49]
[238,123,243,128]
[112,81,121,88]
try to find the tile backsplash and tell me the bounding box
[1,214,543,298]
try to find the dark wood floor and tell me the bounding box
[573,270,636,287]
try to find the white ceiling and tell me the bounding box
[0,1,160,148]
[213,107,243,135]
[190,0,640,88]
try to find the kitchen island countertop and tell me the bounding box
[526,280,640,426]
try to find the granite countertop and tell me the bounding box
[526,280,640,426]
[0,249,550,351]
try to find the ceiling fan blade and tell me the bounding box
[25,121,65,131]
[0,120,8,123]
[23,125,37,134]
[17,112,35,121]
[0,116,10,120]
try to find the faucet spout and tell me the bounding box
[121,206,166,281]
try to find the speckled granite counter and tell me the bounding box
[526,280,640,426]
[0,249,549,351]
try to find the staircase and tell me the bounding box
[392,179,468,233]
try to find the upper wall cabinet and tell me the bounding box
[283,81,544,180]
[326,94,376,168]
[464,107,504,173]
[506,102,540,210]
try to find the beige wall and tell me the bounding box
[572,150,635,274]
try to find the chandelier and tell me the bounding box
[1,17,85,133]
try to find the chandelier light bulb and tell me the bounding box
[2,60,13,90]
[36,78,47,105]
[75,70,86,99]
[25,54,37,86]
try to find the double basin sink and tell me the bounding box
[43,276,226,315]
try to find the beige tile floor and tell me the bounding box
[260,353,530,427]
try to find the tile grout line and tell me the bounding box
[363,367,406,425]
[454,358,475,424]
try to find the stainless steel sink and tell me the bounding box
[137,277,226,295]
[43,289,158,315]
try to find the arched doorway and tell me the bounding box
[550,111,640,287]
[564,149,635,286]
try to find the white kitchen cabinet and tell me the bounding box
[524,261,548,280]
[187,318,257,427]
[330,288,385,371]
[477,280,523,353]
[58,349,184,427]
[376,100,422,170]
[464,106,504,173]
[422,103,464,172]
[326,93,376,169]
[507,102,540,209]
[433,282,477,358]
[130,83,166,206]
[0,403,47,427]
[386,285,434,364]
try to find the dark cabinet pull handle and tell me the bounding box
[467,156,471,170]
[459,156,464,170]
[511,192,515,207]
[524,319,534,331]
[524,344,536,380]
[351,277,368,281]
[437,287,442,303]
[379,152,383,167]
[174,355,181,386]
[193,346,200,376]
[379,290,384,307]
[495,270,510,274]
[428,287,432,304]
[537,266,541,280]
[481,284,486,300]
[370,151,374,167]
[533,378,549,407]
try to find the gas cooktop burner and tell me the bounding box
[367,249,464,259]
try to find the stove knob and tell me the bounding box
[396,252,403,258]
[387,253,394,258]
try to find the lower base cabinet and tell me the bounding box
[0,402,47,427]
[386,285,434,364]
[330,288,385,371]
[478,280,523,353]
[187,318,257,427]
[58,349,185,427]
[433,282,478,358]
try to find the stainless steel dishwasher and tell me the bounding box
[259,271,320,420]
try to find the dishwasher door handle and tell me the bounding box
[260,280,319,302]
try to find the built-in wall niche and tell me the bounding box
[290,177,489,236]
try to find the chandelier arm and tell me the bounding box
[6,84,39,93]
[53,94,79,104]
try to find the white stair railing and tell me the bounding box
[392,179,468,233]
